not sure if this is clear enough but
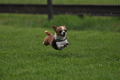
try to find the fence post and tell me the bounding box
[47,0,53,21]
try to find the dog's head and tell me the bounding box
[52,25,67,37]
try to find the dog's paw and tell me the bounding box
[66,43,69,45]
[64,43,69,47]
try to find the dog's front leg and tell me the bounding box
[57,44,65,49]
[56,42,64,49]
[64,39,69,47]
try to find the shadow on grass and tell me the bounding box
[42,52,90,58]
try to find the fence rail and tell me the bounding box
[0,4,120,16]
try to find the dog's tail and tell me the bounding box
[45,30,52,36]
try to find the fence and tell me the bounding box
[0,0,120,20]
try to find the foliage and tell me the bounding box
[0,0,120,4]
[0,14,120,32]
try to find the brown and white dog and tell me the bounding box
[43,25,69,50]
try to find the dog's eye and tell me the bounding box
[59,30,62,33]
[65,30,67,32]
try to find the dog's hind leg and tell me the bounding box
[43,36,50,46]
[43,42,49,46]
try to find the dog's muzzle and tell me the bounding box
[61,32,66,36]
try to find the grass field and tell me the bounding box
[0,0,120,4]
[0,13,120,80]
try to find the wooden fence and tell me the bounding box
[0,0,120,20]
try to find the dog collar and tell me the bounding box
[55,38,67,42]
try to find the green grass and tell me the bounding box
[0,25,120,80]
[0,14,120,32]
[0,13,120,80]
[0,0,120,5]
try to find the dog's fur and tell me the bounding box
[43,25,69,50]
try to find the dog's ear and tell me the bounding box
[52,25,57,31]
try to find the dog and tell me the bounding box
[43,25,69,50]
